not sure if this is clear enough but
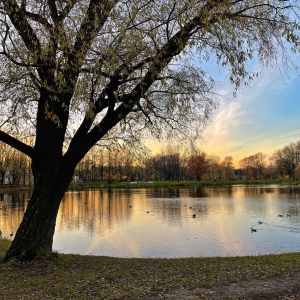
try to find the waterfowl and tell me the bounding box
[278,214,283,217]
[287,214,292,217]
[251,228,257,232]
[192,214,196,218]
[258,220,262,224]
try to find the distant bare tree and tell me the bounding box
[221,156,235,180]
[240,153,267,180]
[0,141,11,185]
[271,141,300,180]
[188,151,209,180]
[207,155,221,180]
[8,150,28,186]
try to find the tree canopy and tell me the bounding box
[0,0,299,156]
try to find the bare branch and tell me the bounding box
[0,130,35,158]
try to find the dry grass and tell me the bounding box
[2,239,300,299]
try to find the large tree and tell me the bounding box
[271,141,300,180]
[239,152,267,180]
[0,0,298,261]
[188,150,209,180]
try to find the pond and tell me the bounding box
[1,185,300,258]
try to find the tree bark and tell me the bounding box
[3,161,74,261]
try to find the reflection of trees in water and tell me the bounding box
[203,186,233,197]
[146,187,254,220]
[148,187,180,198]
[0,191,31,238]
[143,188,183,226]
[187,186,209,198]
[151,198,183,225]
[148,188,209,223]
[3,187,300,240]
[203,185,300,198]
[57,189,133,235]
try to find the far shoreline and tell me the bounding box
[0,185,32,195]
[2,179,300,195]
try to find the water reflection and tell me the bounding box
[0,192,29,238]
[1,186,300,257]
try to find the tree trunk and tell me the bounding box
[3,162,74,261]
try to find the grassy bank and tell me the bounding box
[69,179,300,190]
[2,180,300,194]
[69,179,234,189]
[0,185,32,195]
[1,239,300,299]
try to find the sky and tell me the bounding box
[201,54,300,167]
[146,53,300,168]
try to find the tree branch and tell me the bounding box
[71,0,118,66]
[0,130,35,159]
[3,0,42,62]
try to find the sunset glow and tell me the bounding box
[147,55,300,168]
[202,57,300,167]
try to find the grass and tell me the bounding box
[2,179,299,193]
[1,239,300,299]
[70,179,228,189]
[69,179,300,190]
[72,180,225,189]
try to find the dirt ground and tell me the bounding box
[148,272,300,300]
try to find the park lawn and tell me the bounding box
[1,239,300,299]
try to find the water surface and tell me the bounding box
[1,185,300,258]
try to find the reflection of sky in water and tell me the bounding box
[2,186,300,257]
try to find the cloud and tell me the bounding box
[201,55,300,166]
[202,99,243,145]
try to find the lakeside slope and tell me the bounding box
[0,239,300,299]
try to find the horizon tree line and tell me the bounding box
[2,139,300,185]
[67,139,300,183]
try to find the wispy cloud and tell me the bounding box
[201,56,300,166]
